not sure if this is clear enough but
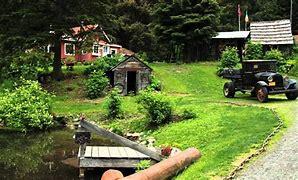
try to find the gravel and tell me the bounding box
[237,107,298,180]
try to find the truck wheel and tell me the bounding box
[256,87,268,103]
[285,85,298,100]
[223,82,235,98]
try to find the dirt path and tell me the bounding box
[237,106,298,180]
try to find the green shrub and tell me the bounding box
[84,55,125,76]
[245,41,263,60]
[217,47,240,75]
[148,75,162,91]
[136,160,151,172]
[137,91,172,126]
[8,51,51,80]
[289,59,298,77]
[181,109,197,120]
[218,47,240,71]
[85,71,109,99]
[107,88,123,119]
[264,49,289,72]
[0,80,53,131]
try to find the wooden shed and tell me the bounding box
[111,56,152,95]
[250,19,294,54]
[212,31,250,60]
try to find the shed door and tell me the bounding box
[127,71,137,94]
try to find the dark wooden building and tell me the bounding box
[212,31,250,60]
[111,56,152,95]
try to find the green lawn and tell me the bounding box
[48,62,297,179]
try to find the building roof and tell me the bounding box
[111,55,152,71]
[250,19,294,45]
[213,31,250,39]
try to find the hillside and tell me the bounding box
[48,62,297,179]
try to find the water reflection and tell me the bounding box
[0,128,116,180]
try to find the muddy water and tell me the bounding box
[0,128,120,180]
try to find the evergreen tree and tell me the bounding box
[152,0,220,62]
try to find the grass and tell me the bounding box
[153,105,277,179]
[27,62,298,179]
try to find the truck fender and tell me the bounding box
[285,79,297,89]
[256,81,268,88]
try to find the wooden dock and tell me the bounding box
[79,146,151,168]
[75,120,163,178]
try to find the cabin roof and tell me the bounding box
[250,19,294,45]
[213,31,250,39]
[111,55,153,71]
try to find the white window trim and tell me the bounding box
[64,43,75,55]
[92,44,100,56]
[103,46,110,55]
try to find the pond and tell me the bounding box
[0,128,122,180]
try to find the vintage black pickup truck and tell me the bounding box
[220,60,298,102]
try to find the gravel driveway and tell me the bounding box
[237,106,298,180]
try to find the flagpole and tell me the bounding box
[238,4,241,31]
[290,0,293,25]
[239,15,241,31]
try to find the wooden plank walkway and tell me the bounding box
[79,146,152,168]
[82,146,150,159]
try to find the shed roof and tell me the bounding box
[250,19,294,45]
[111,55,152,71]
[213,31,250,39]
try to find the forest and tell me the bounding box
[0,0,296,76]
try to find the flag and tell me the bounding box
[238,4,242,17]
[245,10,249,23]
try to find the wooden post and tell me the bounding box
[80,120,163,161]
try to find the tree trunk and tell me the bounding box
[52,34,64,80]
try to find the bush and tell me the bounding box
[148,75,162,91]
[218,47,240,70]
[85,71,109,99]
[84,55,125,76]
[136,160,151,172]
[137,91,172,126]
[0,80,53,131]
[245,41,263,60]
[8,51,51,80]
[181,109,197,120]
[107,88,122,119]
[264,49,288,72]
[289,59,298,77]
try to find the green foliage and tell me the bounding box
[84,55,125,75]
[85,71,109,99]
[218,47,240,72]
[264,49,288,72]
[0,80,53,131]
[136,160,151,172]
[288,57,298,77]
[107,88,123,119]
[65,56,76,64]
[109,123,125,136]
[7,51,51,80]
[137,91,172,126]
[152,0,220,61]
[245,41,263,60]
[181,109,197,120]
[148,75,162,91]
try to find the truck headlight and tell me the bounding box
[268,76,273,82]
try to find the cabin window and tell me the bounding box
[103,46,109,53]
[111,49,116,54]
[93,44,99,55]
[65,43,75,55]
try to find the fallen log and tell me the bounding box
[101,147,201,180]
